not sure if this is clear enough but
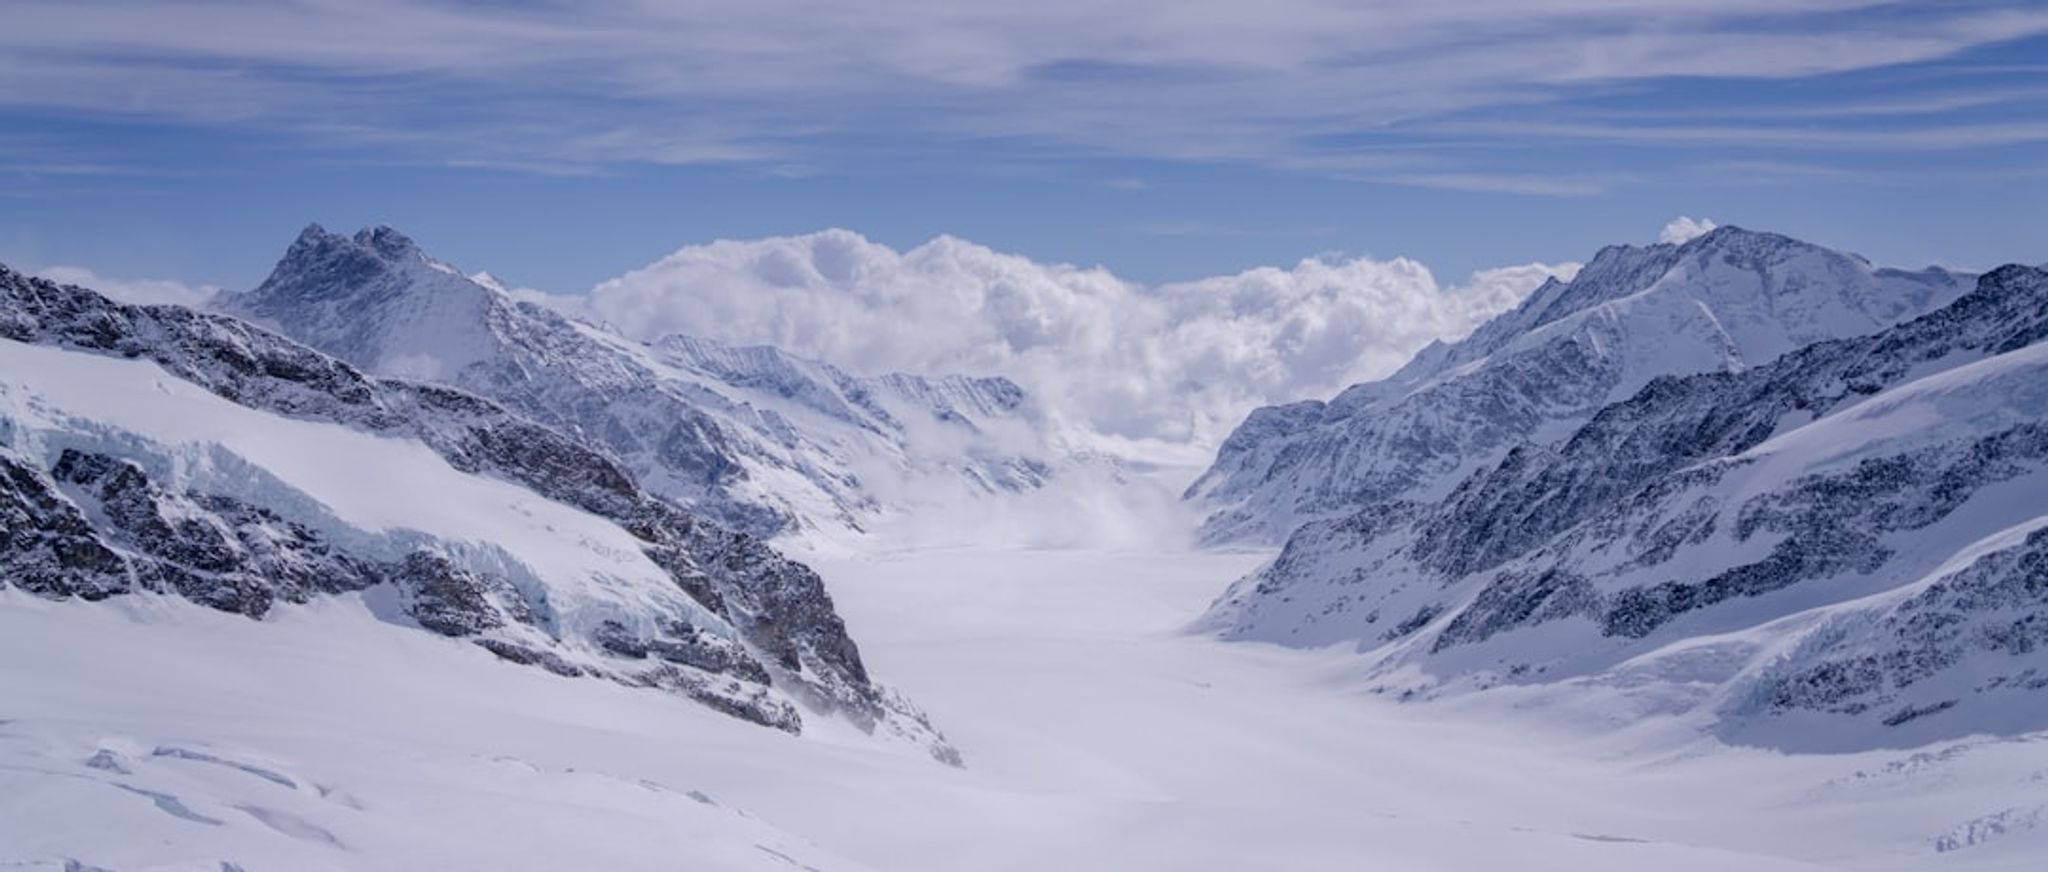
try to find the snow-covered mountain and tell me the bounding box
[1199,262,2048,748]
[7,234,2048,870]
[1187,226,1973,544]
[217,225,1057,539]
[0,263,956,762]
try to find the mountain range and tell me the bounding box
[220,225,1060,540]
[1195,228,2048,749]
[1187,227,1972,544]
[5,221,2048,867]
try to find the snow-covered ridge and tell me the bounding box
[1187,226,1973,544]
[218,224,1062,540]
[1200,263,2048,748]
[0,263,955,761]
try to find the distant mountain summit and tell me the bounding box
[1187,226,1971,544]
[221,224,1058,539]
[224,224,502,383]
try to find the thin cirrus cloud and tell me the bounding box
[564,229,1578,455]
[1,2,2045,184]
[1436,120,2048,150]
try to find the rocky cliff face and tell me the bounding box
[0,264,957,763]
[1197,261,2048,749]
[219,225,1054,539]
[1187,227,1971,544]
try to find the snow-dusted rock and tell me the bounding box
[1188,226,1971,544]
[1199,262,2048,748]
[0,264,956,761]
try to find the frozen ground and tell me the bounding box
[5,545,2046,870]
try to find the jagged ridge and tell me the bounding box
[0,263,958,762]
[1199,261,2048,748]
[1187,226,1971,544]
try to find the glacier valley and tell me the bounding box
[9,546,2047,871]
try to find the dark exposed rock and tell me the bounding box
[1384,603,1444,642]
[1434,568,1598,652]
[15,447,384,617]
[647,622,772,685]
[1881,699,1958,727]
[0,451,130,600]
[1602,422,2048,639]
[636,664,802,733]
[474,639,584,678]
[593,619,651,659]
[391,550,528,637]
[1757,527,2048,721]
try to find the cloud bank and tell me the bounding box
[573,230,1574,457]
[33,265,219,308]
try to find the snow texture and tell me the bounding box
[4,547,2045,870]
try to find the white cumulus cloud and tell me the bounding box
[33,265,220,307]
[1659,216,1719,245]
[570,230,1574,457]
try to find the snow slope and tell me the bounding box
[217,225,1065,540]
[6,546,2046,870]
[1188,226,1971,543]
[0,340,697,631]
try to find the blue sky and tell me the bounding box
[2,1,2045,293]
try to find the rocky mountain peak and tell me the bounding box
[1198,259,2048,748]
[256,223,445,304]
[354,224,421,259]
[220,224,502,385]
[1674,224,1878,280]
